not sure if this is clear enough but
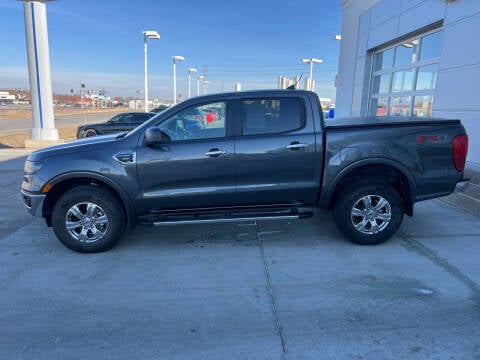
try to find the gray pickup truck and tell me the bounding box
[21,90,469,252]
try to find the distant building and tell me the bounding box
[336,0,480,168]
[0,91,16,103]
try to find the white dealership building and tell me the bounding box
[336,0,480,168]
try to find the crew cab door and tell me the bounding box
[234,95,317,204]
[135,100,235,213]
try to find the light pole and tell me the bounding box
[302,58,323,91]
[197,75,204,96]
[188,68,197,98]
[203,80,210,95]
[172,55,185,104]
[143,30,160,112]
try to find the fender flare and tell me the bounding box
[320,158,417,215]
[45,171,136,229]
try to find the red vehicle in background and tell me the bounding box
[202,108,218,123]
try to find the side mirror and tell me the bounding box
[145,127,171,145]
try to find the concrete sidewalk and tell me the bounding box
[442,166,480,217]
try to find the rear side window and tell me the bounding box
[242,98,303,136]
[134,113,152,123]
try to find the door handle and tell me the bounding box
[285,142,308,150]
[205,149,227,157]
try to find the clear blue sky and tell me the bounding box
[0,0,342,101]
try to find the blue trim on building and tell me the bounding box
[31,3,44,129]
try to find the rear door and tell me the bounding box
[234,95,317,204]
[135,100,235,213]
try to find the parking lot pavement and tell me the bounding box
[0,151,32,240]
[1,150,480,359]
[1,204,479,359]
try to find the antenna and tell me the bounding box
[287,73,303,90]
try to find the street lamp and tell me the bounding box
[172,55,185,104]
[197,75,204,96]
[188,68,197,98]
[302,58,323,91]
[203,80,210,95]
[143,30,160,112]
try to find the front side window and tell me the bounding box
[368,29,441,118]
[242,98,303,136]
[108,114,122,123]
[119,114,135,123]
[158,101,226,141]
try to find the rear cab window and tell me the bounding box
[241,97,304,136]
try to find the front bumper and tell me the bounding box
[21,189,45,218]
[455,178,469,193]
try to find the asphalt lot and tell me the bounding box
[1,150,480,360]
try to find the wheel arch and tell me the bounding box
[323,159,416,216]
[81,128,99,137]
[42,172,135,228]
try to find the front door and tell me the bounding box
[135,100,235,214]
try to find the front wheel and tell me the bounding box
[51,186,125,253]
[82,129,98,138]
[333,181,404,245]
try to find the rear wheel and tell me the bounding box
[333,181,403,245]
[52,186,125,253]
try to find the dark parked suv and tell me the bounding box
[76,112,155,138]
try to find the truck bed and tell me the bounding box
[324,116,461,129]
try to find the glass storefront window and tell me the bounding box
[392,70,414,92]
[394,40,419,67]
[419,31,442,61]
[372,74,391,94]
[390,97,411,116]
[374,48,394,71]
[416,64,438,90]
[369,97,388,116]
[369,29,441,117]
[413,95,433,117]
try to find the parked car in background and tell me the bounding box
[202,108,219,123]
[151,105,171,113]
[76,112,156,138]
[173,108,208,130]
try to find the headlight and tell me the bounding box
[24,160,43,175]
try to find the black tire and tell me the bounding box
[51,186,125,253]
[333,181,403,245]
[82,129,98,138]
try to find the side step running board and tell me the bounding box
[139,206,314,226]
[153,215,300,226]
